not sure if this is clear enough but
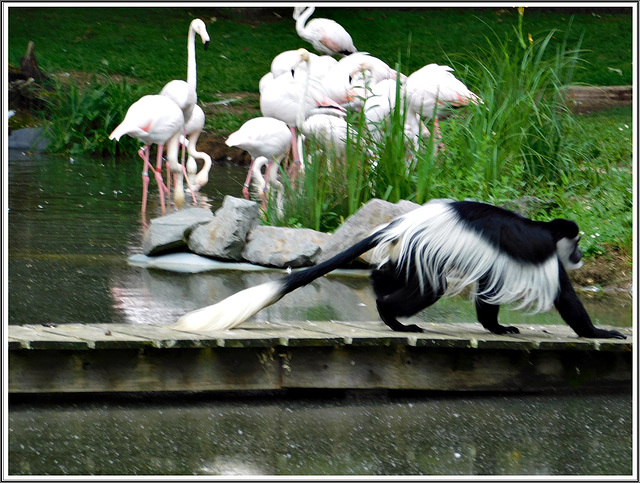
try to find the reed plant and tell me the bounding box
[442,11,583,196]
[41,74,144,157]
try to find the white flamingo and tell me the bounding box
[301,110,351,161]
[323,52,400,107]
[160,18,210,123]
[293,6,357,57]
[109,95,184,214]
[270,49,337,80]
[260,48,346,179]
[250,156,285,217]
[403,63,482,141]
[225,116,292,207]
[160,18,210,206]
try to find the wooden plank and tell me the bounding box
[13,324,90,350]
[170,326,284,348]
[92,323,218,349]
[31,323,151,350]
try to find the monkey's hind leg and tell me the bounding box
[475,278,519,335]
[371,267,443,333]
[475,298,520,335]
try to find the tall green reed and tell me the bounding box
[41,74,144,157]
[444,10,583,195]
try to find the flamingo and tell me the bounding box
[225,116,291,206]
[323,53,399,107]
[359,78,432,157]
[249,156,285,218]
[109,94,184,214]
[181,104,212,192]
[300,110,351,161]
[160,18,210,123]
[403,63,482,141]
[160,18,210,206]
[293,6,357,57]
[270,49,337,81]
[260,48,346,178]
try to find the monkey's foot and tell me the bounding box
[488,325,520,335]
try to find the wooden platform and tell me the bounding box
[8,321,633,394]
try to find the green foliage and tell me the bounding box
[41,74,145,157]
[441,15,583,194]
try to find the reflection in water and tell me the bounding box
[8,392,633,476]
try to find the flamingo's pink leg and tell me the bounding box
[182,164,198,205]
[242,157,257,200]
[138,147,150,215]
[155,147,167,215]
[287,126,301,181]
[261,160,273,210]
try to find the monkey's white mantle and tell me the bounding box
[8,321,631,394]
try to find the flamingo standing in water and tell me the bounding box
[160,18,210,203]
[109,95,184,214]
[293,6,357,57]
[249,156,285,218]
[225,116,291,208]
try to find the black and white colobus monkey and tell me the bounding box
[175,199,626,340]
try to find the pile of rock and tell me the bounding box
[142,196,421,269]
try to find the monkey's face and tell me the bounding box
[556,235,583,270]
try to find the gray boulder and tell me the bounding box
[188,196,260,261]
[316,198,421,265]
[243,225,332,268]
[142,207,214,255]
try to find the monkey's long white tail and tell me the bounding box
[173,233,382,332]
[174,280,284,331]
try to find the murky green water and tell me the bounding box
[7,151,634,476]
[8,391,634,476]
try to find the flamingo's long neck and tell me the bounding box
[295,7,314,38]
[187,23,197,91]
[296,57,311,129]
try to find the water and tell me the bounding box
[8,392,634,476]
[6,151,635,476]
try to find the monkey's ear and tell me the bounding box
[548,218,580,239]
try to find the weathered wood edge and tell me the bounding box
[8,322,632,352]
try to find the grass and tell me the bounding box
[8,6,633,94]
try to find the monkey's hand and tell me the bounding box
[590,328,627,340]
[396,323,424,333]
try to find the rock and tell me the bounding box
[142,207,214,255]
[8,127,49,151]
[188,196,259,260]
[316,198,421,265]
[243,225,332,268]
